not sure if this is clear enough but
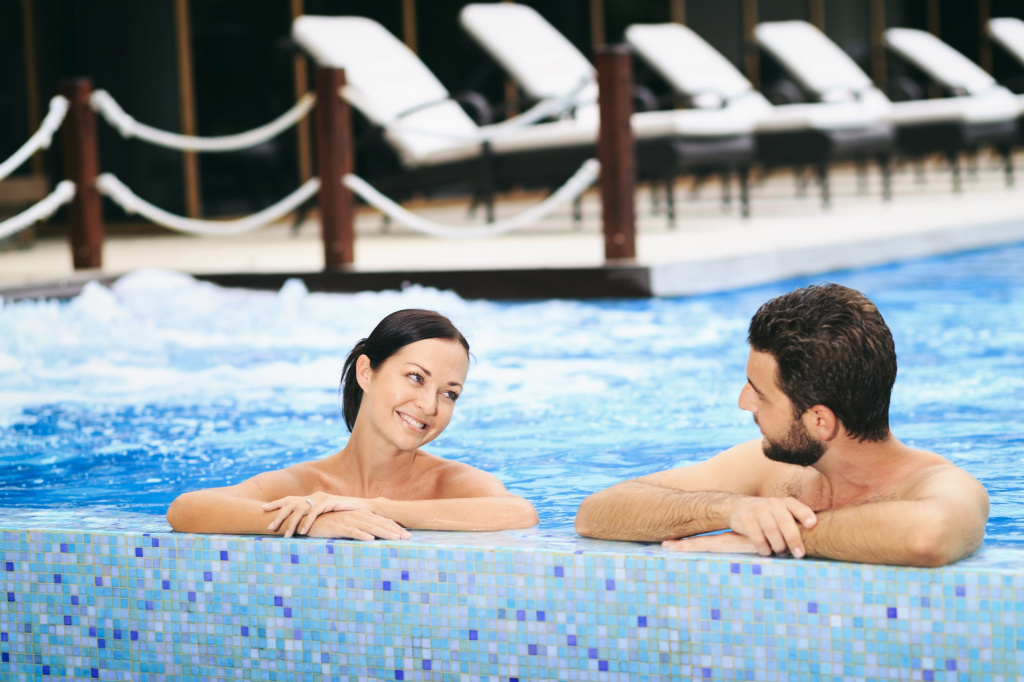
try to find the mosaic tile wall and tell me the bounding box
[2,522,1023,681]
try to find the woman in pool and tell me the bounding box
[166,309,538,539]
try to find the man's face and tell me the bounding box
[738,350,826,467]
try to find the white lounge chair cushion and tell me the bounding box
[754,102,884,132]
[756,20,1019,127]
[755,21,876,102]
[292,16,482,167]
[625,22,892,134]
[632,108,756,137]
[624,23,753,103]
[489,105,758,155]
[460,4,598,104]
[988,17,1024,66]
[885,28,996,96]
[488,118,596,154]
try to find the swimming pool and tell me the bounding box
[2,245,1024,680]
[2,246,1023,545]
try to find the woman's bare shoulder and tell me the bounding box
[232,458,328,498]
[414,450,511,497]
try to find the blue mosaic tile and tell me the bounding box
[2,508,1024,680]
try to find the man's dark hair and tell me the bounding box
[340,309,469,432]
[747,283,896,442]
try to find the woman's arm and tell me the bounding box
[166,469,410,540]
[265,464,539,536]
[367,494,538,532]
[377,462,539,531]
[166,470,301,534]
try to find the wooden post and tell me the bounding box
[742,0,760,89]
[291,0,313,185]
[809,0,825,31]
[868,0,887,87]
[596,46,636,261]
[402,0,418,53]
[978,0,993,73]
[174,0,201,218]
[314,67,354,268]
[670,0,686,25]
[590,0,606,51]
[58,78,104,270]
[925,0,942,99]
[21,0,43,174]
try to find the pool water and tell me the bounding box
[1,244,1023,547]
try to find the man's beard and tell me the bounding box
[762,418,826,467]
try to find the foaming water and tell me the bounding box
[1,245,1023,547]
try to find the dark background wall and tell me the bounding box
[2,0,1022,222]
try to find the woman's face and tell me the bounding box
[356,338,470,452]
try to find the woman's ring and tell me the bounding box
[306,499,314,508]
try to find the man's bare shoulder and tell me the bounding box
[641,438,819,499]
[897,447,987,501]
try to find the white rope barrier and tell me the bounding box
[343,158,600,238]
[343,76,593,143]
[89,90,316,152]
[0,96,69,182]
[0,180,76,242]
[96,173,320,236]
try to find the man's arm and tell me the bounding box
[575,479,742,542]
[666,466,989,566]
[575,439,818,554]
[802,467,988,566]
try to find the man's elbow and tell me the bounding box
[904,522,983,568]
[574,493,604,538]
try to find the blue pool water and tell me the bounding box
[1,244,1023,548]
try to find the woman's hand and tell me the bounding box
[262,492,409,539]
[305,509,412,541]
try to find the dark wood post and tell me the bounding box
[58,78,104,269]
[596,46,636,261]
[314,67,354,269]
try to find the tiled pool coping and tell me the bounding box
[2,508,1022,681]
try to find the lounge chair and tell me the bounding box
[988,17,1024,73]
[624,22,895,206]
[458,3,759,220]
[755,20,1019,191]
[884,26,1019,184]
[292,15,608,221]
[985,17,1024,140]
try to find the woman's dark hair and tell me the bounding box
[747,284,897,442]
[340,309,469,431]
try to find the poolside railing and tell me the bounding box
[1,53,643,273]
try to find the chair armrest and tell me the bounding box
[450,90,494,125]
[632,84,660,112]
[392,91,494,126]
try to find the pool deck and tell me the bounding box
[3,156,1024,299]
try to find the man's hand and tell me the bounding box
[723,496,817,557]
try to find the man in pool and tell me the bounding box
[574,283,989,567]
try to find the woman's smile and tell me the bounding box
[398,410,428,431]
